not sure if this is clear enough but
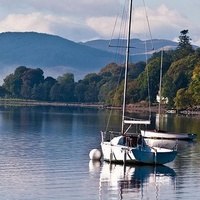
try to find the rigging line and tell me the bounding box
[142,0,154,50]
[114,1,128,65]
[109,12,119,47]
[121,0,133,134]
[105,1,128,132]
[117,0,128,58]
[145,39,152,120]
[158,49,163,116]
[105,66,124,132]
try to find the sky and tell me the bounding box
[0,0,200,45]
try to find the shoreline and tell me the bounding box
[0,99,104,109]
[0,99,200,115]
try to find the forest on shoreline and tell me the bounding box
[0,30,200,111]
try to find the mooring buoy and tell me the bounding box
[89,149,102,160]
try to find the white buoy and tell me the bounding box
[89,149,102,160]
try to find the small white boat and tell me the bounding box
[100,0,177,165]
[141,130,197,140]
[101,130,177,165]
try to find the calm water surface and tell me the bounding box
[0,106,199,200]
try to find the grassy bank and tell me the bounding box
[0,99,104,109]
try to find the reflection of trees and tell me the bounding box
[173,115,200,134]
[1,106,44,132]
[155,113,200,135]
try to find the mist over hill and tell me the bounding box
[81,38,178,54]
[0,32,117,81]
[0,32,181,83]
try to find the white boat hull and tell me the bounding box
[133,147,177,165]
[141,130,197,140]
[101,142,138,164]
[101,135,177,165]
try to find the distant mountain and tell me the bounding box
[0,32,187,83]
[0,32,118,81]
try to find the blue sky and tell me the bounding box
[0,0,199,45]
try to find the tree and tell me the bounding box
[0,86,7,97]
[162,75,176,107]
[162,54,199,106]
[31,83,45,100]
[57,73,75,102]
[20,82,31,100]
[174,88,193,110]
[127,80,140,103]
[3,74,15,98]
[57,73,74,85]
[3,66,29,98]
[112,83,124,106]
[22,68,44,88]
[128,62,146,79]
[188,61,200,105]
[43,77,57,101]
[82,73,103,102]
[176,30,194,59]
[20,68,44,99]
[50,83,62,102]
[74,81,87,102]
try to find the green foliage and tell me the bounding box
[43,77,57,101]
[0,86,7,97]
[74,81,87,102]
[127,80,140,103]
[57,73,75,102]
[162,52,200,107]
[3,66,29,98]
[175,30,194,59]
[1,30,199,109]
[112,83,124,106]
[187,61,200,105]
[174,88,193,109]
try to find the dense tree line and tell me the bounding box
[0,30,200,110]
[0,62,145,104]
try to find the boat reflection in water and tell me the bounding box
[144,138,179,150]
[90,161,176,200]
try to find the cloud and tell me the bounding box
[0,12,98,41]
[147,5,190,38]
[0,1,199,45]
[86,16,117,39]
[0,0,122,41]
[85,4,200,45]
[150,5,200,46]
[0,13,53,33]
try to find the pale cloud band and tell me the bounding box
[0,0,199,45]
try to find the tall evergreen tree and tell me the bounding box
[176,30,194,59]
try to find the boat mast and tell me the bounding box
[157,49,163,130]
[158,49,163,115]
[121,0,133,134]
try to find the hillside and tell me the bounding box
[0,32,117,80]
[0,32,183,82]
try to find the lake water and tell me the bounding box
[0,106,199,200]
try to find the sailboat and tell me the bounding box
[100,0,177,165]
[141,50,197,140]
